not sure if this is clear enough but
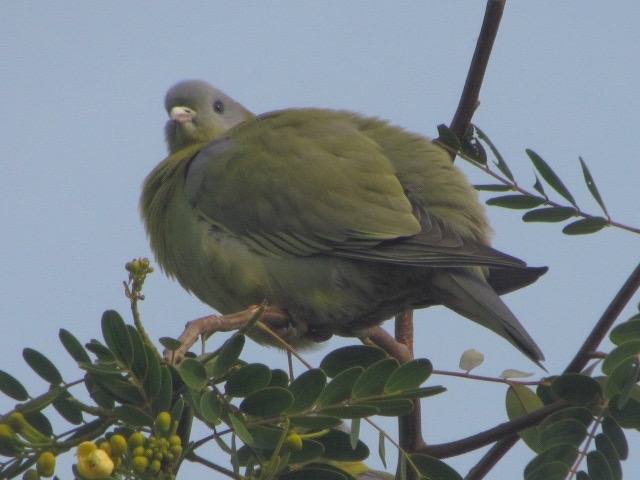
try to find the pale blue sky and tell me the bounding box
[1,2,639,479]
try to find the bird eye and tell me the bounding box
[213,100,225,114]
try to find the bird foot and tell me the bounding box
[165,305,291,363]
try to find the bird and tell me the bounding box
[141,79,546,364]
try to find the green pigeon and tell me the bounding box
[141,79,546,364]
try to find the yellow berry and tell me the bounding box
[109,434,127,457]
[131,455,149,474]
[36,451,56,478]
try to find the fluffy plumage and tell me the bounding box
[141,80,546,363]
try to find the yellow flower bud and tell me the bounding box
[7,413,26,433]
[36,451,56,478]
[168,435,182,447]
[128,432,146,449]
[284,433,303,451]
[0,424,15,442]
[155,411,172,434]
[131,456,149,475]
[77,442,97,457]
[109,434,127,457]
[148,459,162,474]
[76,446,114,479]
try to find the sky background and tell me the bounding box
[1,2,639,479]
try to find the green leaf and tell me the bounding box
[317,367,364,407]
[384,359,432,393]
[269,369,289,388]
[200,390,223,423]
[603,359,638,400]
[524,444,579,478]
[113,405,154,427]
[352,358,399,399]
[350,418,360,450]
[532,173,547,197]
[386,386,446,400]
[461,136,487,165]
[0,369,29,400]
[151,365,172,415]
[505,385,543,452]
[125,325,148,382]
[90,374,145,405]
[526,149,577,207]
[22,348,63,385]
[179,358,208,391]
[586,450,614,480]
[319,405,380,419]
[486,195,546,209]
[562,217,609,235]
[24,411,53,436]
[143,344,162,399]
[379,430,387,469]
[239,387,294,416]
[539,419,588,448]
[538,406,593,430]
[595,433,622,480]
[436,124,461,151]
[601,417,628,460]
[101,310,134,365]
[225,363,272,397]
[52,391,83,425]
[602,340,640,375]
[287,368,327,414]
[59,329,91,363]
[523,206,577,223]
[85,340,116,361]
[608,393,640,428]
[159,337,183,351]
[474,125,515,181]
[317,429,369,462]
[228,412,253,445]
[209,334,245,378]
[289,415,342,430]
[609,319,640,346]
[409,453,462,480]
[356,399,414,417]
[84,377,114,409]
[524,462,570,480]
[474,184,512,192]
[551,373,602,405]
[320,346,386,378]
[579,157,609,217]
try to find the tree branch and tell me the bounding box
[420,400,567,459]
[447,0,506,160]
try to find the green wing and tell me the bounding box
[185,108,524,269]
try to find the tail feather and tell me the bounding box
[431,268,545,367]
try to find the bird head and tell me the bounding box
[164,79,254,153]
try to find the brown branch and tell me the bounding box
[420,400,567,459]
[447,0,506,160]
